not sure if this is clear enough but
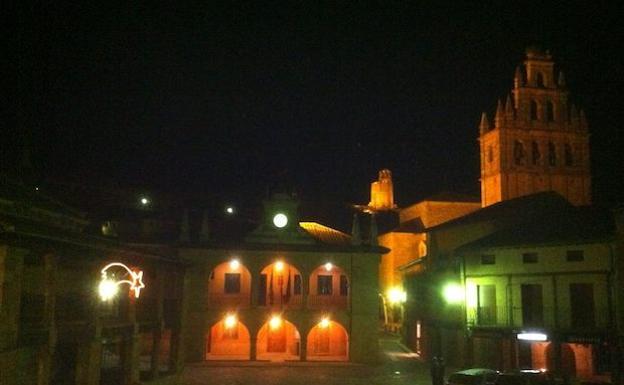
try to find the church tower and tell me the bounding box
[479,47,591,207]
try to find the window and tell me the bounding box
[530,100,538,120]
[522,252,538,263]
[536,72,544,87]
[481,254,495,265]
[521,284,544,326]
[564,144,574,166]
[513,141,525,165]
[477,285,497,325]
[531,142,540,165]
[566,250,584,262]
[224,273,241,294]
[546,101,554,121]
[570,283,595,328]
[340,275,348,296]
[548,142,557,166]
[317,275,333,295]
[294,274,302,295]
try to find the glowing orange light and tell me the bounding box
[275,261,284,272]
[269,315,282,330]
[324,262,333,271]
[319,317,330,328]
[224,314,237,329]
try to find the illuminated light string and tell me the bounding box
[99,262,146,300]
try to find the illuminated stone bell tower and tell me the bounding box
[479,47,591,207]
[369,169,396,211]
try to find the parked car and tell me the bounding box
[447,368,500,385]
[496,370,558,385]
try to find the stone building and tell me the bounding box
[179,193,385,363]
[479,47,591,207]
[402,192,617,383]
[0,178,187,385]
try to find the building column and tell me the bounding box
[551,337,562,376]
[38,253,57,385]
[301,272,309,310]
[300,335,307,361]
[250,337,257,360]
[74,322,102,385]
[150,324,164,379]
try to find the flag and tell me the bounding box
[284,269,291,304]
[269,269,274,305]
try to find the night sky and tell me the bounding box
[9,3,624,212]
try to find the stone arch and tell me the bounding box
[513,140,526,165]
[308,263,349,309]
[207,260,252,308]
[206,317,251,360]
[257,317,301,361]
[530,100,538,120]
[536,72,545,87]
[306,320,349,361]
[418,241,427,257]
[546,101,554,121]
[548,142,557,166]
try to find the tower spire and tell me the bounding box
[479,112,490,134]
[351,212,362,246]
[494,99,504,127]
[505,94,514,120]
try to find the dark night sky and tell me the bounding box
[9,3,624,212]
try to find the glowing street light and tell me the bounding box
[275,261,284,272]
[319,317,330,328]
[224,314,237,329]
[269,315,282,330]
[98,262,145,301]
[140,197,150,206]
[387,287,407,304]
[443,283,465,304]
[324,262,333,272]
[517,332,548,341]
[230,259,240,270]
[273,213,288,228]
[225,206,235,214]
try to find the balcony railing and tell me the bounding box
[259,294,303,309]
[208,293,251,308]
[307,295,348,309]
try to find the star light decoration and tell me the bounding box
[99,262,145,301]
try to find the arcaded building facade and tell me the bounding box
[180,194,384,363]
[479,47,591,207]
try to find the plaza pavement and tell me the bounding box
[173,333,447,385]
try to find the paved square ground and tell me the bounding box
[172,336,441,385]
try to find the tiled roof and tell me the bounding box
[299,222,352,246]
[458,205,615,250]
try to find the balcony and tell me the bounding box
[208,293,251,309]
[307,295,348,310]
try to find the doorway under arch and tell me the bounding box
[256,317,301,361]
[205,317,250,360]
[306,320,349,361]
